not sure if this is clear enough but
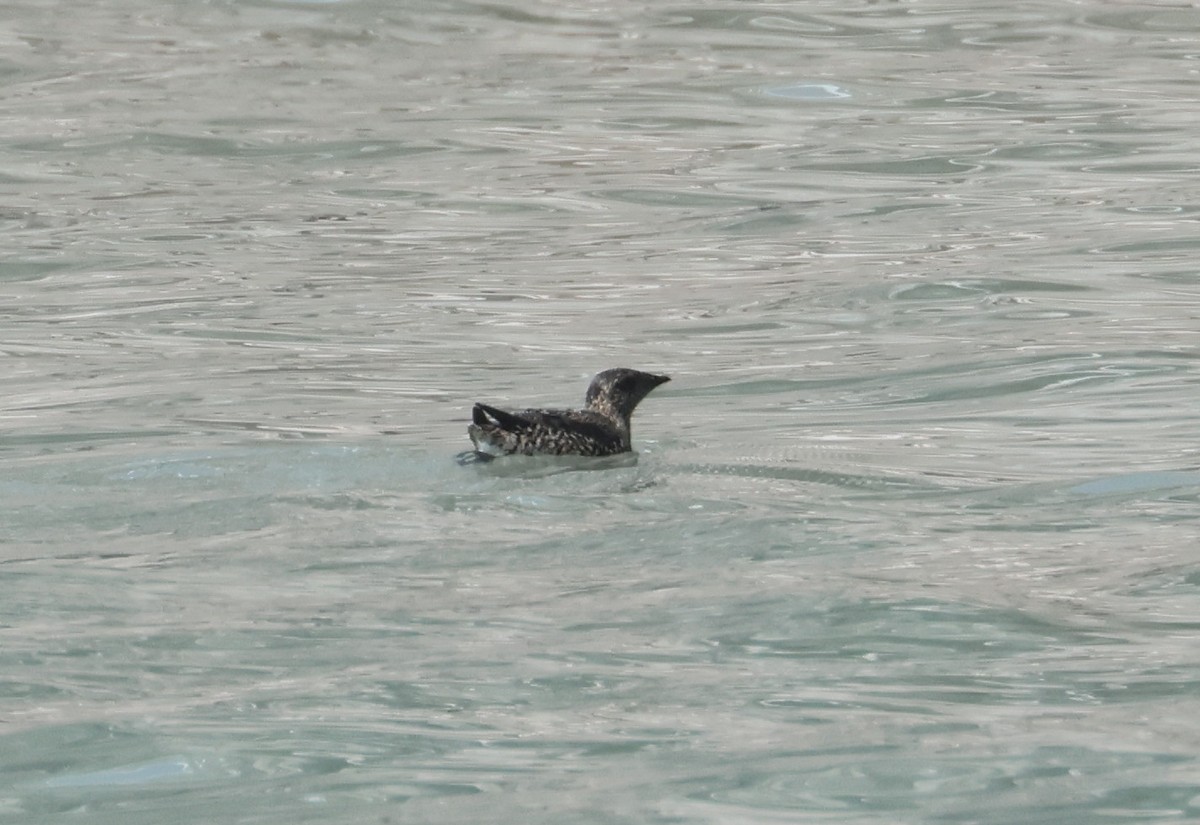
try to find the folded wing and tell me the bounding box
[470,404,625,455]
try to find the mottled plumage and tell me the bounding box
[465,368,670,460]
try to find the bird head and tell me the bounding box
[584,368,671,420]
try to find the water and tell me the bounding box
[4,0,1200,822]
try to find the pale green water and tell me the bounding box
[3,0,1200,823]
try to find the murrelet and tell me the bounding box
[467,368,670,458]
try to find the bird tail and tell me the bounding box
[472,403,525,430]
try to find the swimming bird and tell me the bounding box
[465,368,670,460]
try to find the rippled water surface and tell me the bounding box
[4,0,1200,822]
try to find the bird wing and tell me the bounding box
[471,405,624,453]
